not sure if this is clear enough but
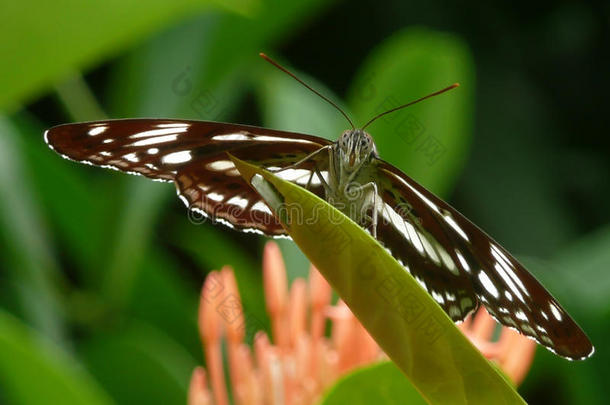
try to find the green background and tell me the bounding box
[0,1,608,404]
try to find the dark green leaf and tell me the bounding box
[0,0,257,111]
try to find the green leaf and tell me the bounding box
[231,156,525,405]
[0,310,113,405]
[321,362,427,405]
[79,323,197,405]
[347,28,475,195]
[0,0,260,111]
[0,116,66,343]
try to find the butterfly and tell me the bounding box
[44,53,593,361]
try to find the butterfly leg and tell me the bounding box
[303,163,330,193]
[313,165,331,194]
[366,182,379,238]
[347,181,379,238]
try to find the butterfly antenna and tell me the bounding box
[259,53,355,130]
[361,83,460,130]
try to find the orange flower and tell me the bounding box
[458,308,537,386]
[189,241,535,404]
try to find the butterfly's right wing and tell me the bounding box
[45,119,332,236]
[373,158,593,360]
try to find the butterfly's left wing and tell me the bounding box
[45,119,332,236]
[373,159,593,360]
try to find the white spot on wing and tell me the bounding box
[381,204,410,241]
[405,222,424,255]
[277,168,312,182]
[207,192,224,202]
[490,244,529,297]
[123,153,139,163]
[131,134,178,146]
[419,232,441,266]
[212,133,251,141]
[455,249,470,273]
[226,196,249,209]
[129,127,188,139]
[252,201,272,215]
[478,271,499,299]
[443,214,469,241]
[550,303,562,321]
[206,160,235,171]
[414,275,427,290]
[515,310,528,321]
[162,151,192,164]
[431,291,445,304]
[437,245,458,275]
[88,126,108,136]
[493,263,525,303]
[254,135,314,144]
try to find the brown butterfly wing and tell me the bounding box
[174,143,330,236]
[371,163,479,322]
[373,159,593,360]
[45,119,331,236]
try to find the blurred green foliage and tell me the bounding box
[320,362,427,405]
[0,1,609,404]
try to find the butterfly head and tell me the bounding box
[337,129,377,170]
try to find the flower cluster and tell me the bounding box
[188,242,535,404]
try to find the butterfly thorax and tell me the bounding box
[325,129,379,224]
